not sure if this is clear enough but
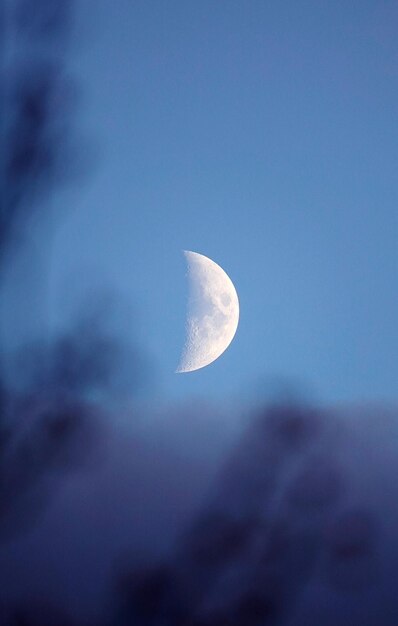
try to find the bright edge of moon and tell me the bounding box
[176,250,240,373]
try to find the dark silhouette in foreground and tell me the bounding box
[116,404,384,626]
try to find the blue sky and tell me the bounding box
[45,1,397,403]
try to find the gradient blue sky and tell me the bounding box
[46,1,397,403]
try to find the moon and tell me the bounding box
[176,251,239,373]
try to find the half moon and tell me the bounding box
[176,251,239,373]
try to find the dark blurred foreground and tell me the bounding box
[0,399,397,626]
[112,402,397,626]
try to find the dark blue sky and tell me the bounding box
[1,4,398,622]
[46,1,397,403]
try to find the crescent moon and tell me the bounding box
[176,250,240,373]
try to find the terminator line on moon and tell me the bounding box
[176,251,240,373]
